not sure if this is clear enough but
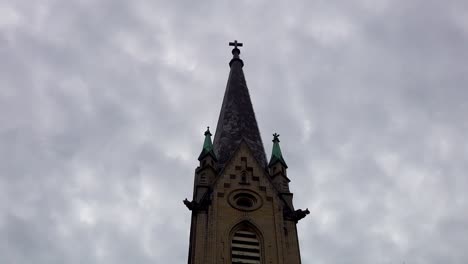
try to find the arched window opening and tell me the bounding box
[283,179,289,191]
[241,172,247,183]
[231,225,261,264]
[200,173,207,184]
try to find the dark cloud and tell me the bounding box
[1,0,467,263]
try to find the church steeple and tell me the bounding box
[213,41,267,170]
[186,42,308,264]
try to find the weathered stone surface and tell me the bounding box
[213,58,267,171]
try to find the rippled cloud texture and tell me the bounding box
[1,0,467,263]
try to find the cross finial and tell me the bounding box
[273,133,280,142]
[229,40,243,49]
[204,126,212,136]
[228,40,244,67]
[229,40,243,58]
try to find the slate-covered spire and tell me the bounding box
[268,133,288,168]
[198,127,216,161]
[213,41,267,169]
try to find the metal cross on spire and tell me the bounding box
[273,133,280,142]
[229,40,243,60]
[229,40,243,49]
[228,40,244,66]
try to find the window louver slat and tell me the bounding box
[231,229,261,264]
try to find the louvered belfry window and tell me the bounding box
[231,227,261,264]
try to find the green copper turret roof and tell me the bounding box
[268,133,288,168]
[198,127,217,161]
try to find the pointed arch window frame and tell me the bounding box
[229,220,264,264]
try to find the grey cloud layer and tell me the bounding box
[1,0,467,263]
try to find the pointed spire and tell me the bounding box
[213,41,267,169]
[198,127,217,161]
[268,133,288,168]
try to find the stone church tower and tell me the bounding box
[184,41,309,264]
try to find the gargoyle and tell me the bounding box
[183,198,199,211]
[294,208,310,221]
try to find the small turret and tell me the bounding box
[192,127,217,204]
[269,133,288,169]
[268,133,293,209]
[198,126,217,163]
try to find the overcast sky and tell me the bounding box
[1,0,468,263]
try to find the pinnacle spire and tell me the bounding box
[212,41,267,169]
[198,126,216,161]
[268,133,288,168]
